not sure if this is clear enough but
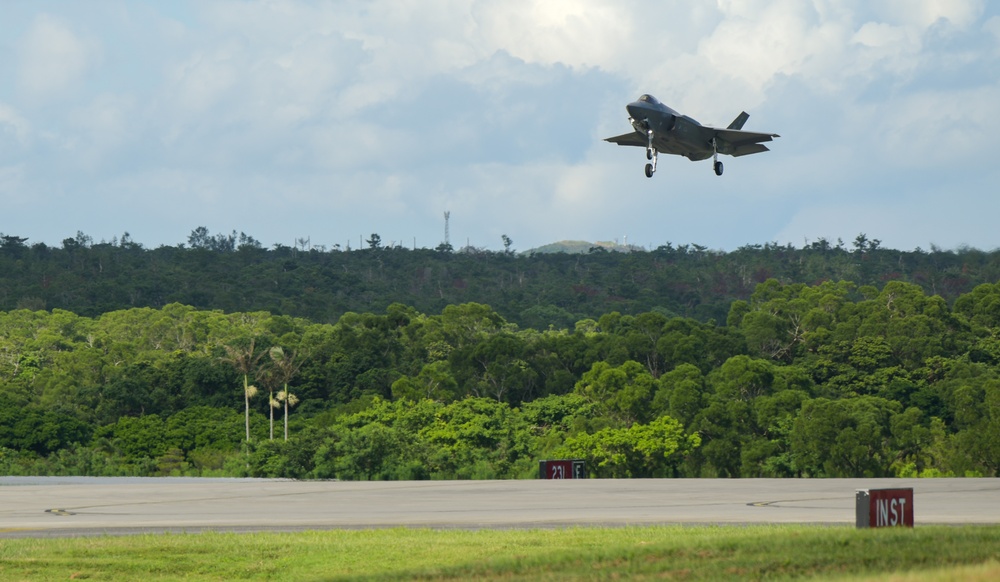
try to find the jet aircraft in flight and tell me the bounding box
[605,94,779,178]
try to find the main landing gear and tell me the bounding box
[712,137,723,176]
[644,129,657,178]
[639,134,725,178]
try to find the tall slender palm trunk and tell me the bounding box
[244,374,251,442]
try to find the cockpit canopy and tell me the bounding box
[637,94,660,105]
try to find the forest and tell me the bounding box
[2,230,1000,479]
[2,229,997,328]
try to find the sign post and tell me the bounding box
[856,488,914,528]
[539,459,587,479]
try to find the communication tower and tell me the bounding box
[444,211,451,247]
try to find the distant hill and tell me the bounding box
[525,240,637,254]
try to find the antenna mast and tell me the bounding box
[444,211,451,247]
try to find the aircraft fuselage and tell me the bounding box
[625,98,714,161]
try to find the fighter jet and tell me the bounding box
[605,94,779,178]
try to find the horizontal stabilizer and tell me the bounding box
[604,132,647,147]
[727,111,750,130]
[731,143,770,157]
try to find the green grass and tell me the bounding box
[1,525,998,581]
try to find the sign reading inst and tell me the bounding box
[856,488,914,528]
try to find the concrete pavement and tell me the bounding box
[2,477,998,537]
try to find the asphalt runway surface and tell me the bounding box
[2,477,999,538]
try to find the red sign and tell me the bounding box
[856,488,914,528]
[539,460,586,479]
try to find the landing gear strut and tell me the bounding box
[645,130,657,178]
[712,138,724,176]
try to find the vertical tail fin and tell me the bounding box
[727,111,749,130]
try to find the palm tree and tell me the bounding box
[268,346,302,440]
[222,338,265,444]
[268,393,281,441]
[242,375,259,443]
[276,389,300,441]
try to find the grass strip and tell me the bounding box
[0,525,998,581]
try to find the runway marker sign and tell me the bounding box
[539,459,586,479]
[856,488,914,528]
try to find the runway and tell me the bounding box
[2,477,999,538]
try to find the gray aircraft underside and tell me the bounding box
[604,94,779,178]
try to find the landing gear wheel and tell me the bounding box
[714,160,724,176]
[645,163,654,178]
[646,148,653,160]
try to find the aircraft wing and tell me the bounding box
[604,131,647,147]
[713,128,780,157]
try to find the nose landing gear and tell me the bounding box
[644,130,657,177]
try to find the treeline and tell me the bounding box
[2,229,998,328]
[3,277,1000,479]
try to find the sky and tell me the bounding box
[2,1,999,253]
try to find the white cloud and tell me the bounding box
[984,15,1000,55]
[165,44,241,115]
[881,0,984,30]
[876,86,1000,169]
[16,14,99,102]
[0,164,27,204]
[705,1,842,88]
[0,103,30,146]
[65,93,139,172]
[852,21,916,49]
[473,0,631,70]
